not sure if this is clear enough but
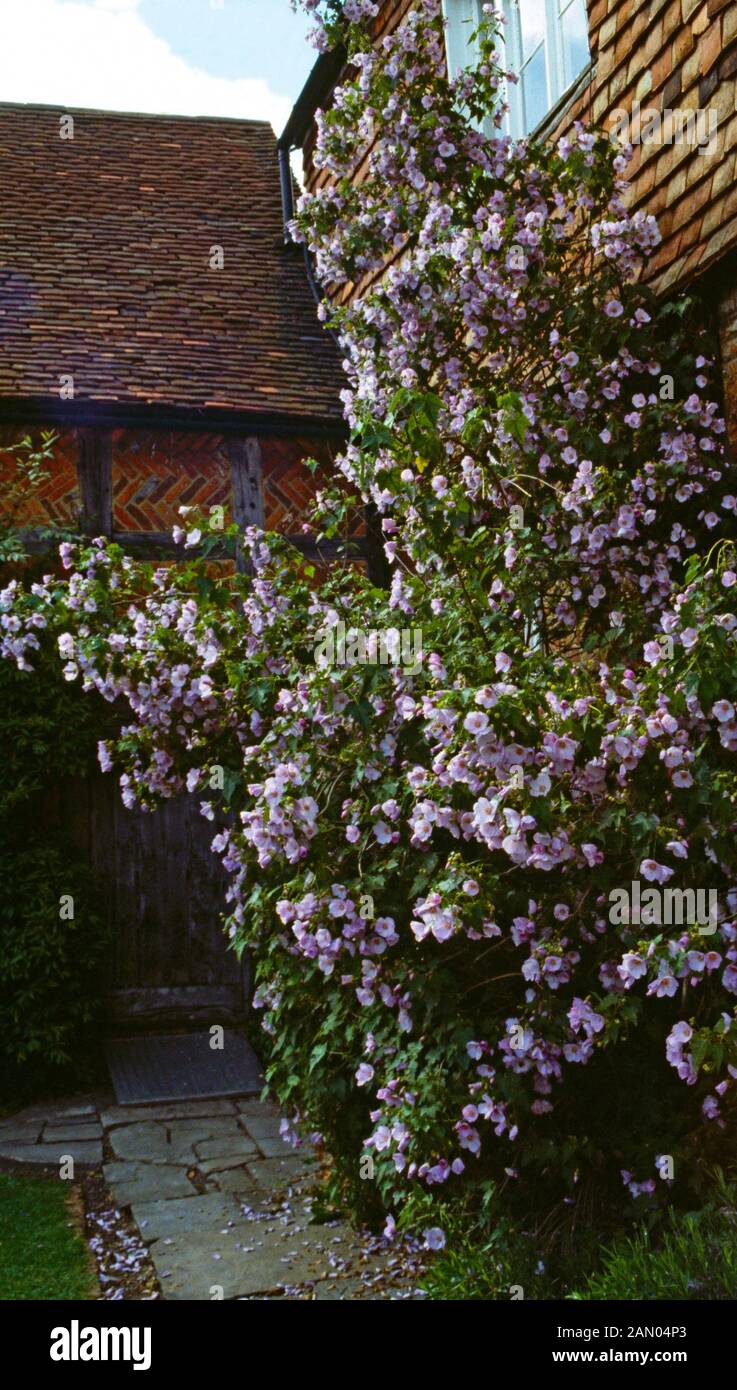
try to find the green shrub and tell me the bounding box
[573,1201,737,1301]
[417,1208,553,1301]
[0,642,103,830]
[0,841,110,1087]
[418,1179,737,1300]
[0,443,111,1101]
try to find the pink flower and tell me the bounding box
[672,769,693,788]
[581,843,604,867]
[640,859,673,884]
[464,711,489,735]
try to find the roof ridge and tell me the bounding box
[0,100,274,128]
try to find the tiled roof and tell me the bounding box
[0,103,344,423]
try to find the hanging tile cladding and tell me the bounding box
[549,0,737,296]
[0,103,344,421]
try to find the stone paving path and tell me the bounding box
[0,1094,424,1300]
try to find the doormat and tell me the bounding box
[105,1031,263,1105]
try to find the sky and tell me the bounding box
[0,0,319,134]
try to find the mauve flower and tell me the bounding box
[648,973,678,998]
[618,952,647,985]
[424,1227,446,1251]
[640,859,673,883]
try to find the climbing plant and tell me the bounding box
[2,1,737,1257]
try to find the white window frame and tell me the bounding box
[441,0,590,139]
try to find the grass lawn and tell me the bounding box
[0,1172,97,1299]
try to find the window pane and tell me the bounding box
[559,0,589,85]
[519,0,547,60]
[442,0,483,79]
[521,42,549,131]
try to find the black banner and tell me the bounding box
[0,1296,725,1376]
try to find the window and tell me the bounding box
[442,0,591,138]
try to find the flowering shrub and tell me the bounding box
[3,1,737,1246]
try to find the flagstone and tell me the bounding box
[0,1119,44,1143]
[103,1162,196,1205]
[246,1155,317,1189]
[165,1117,243,1145]
[109,1122,195,1166]
[148,1221,357,1300]
[131,1192,241,1240]
[0,1139,102,1166]
[100,1099,237,1128]
[194,1134,257,1162]
[0,1092,420,1299]
[42,1123,103,1143]
[204,1167,261,1197]
[198,1153,264,1177]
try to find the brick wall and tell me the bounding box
[0,425,80,527]
[0,424,338,544]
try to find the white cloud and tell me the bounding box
[0,0,292,131]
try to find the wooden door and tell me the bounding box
[54,771,247,1032]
